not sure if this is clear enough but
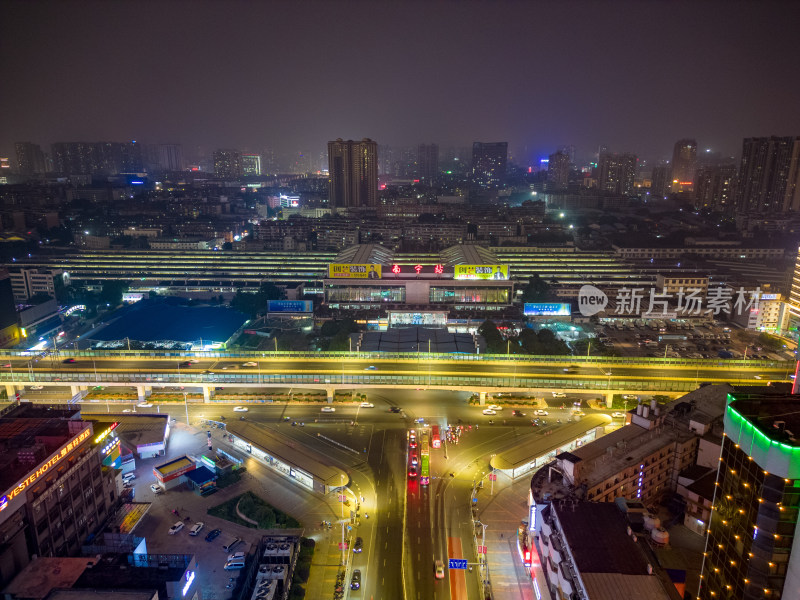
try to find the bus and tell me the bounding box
[420,429,430,485]
[431,425,441,449]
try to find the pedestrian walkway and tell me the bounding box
[475,471,552,600]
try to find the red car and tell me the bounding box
[409,439,417,449]
[408,467,418,478]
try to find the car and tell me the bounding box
[409,439,417,448]
[188,358,200,363]
[150,484,162,494]
[189,522,205,536]
[30,385,43,390]
[205,528,221,542]
[360,402,374,408]
[62,358,76,364]
[168,521,184,535]
[321,406,336,413]
[754,375,762,379]
[408,467,418,477]
[410,453,418,465]
[224,559,245,570]
[242,362,257,367]
[227,551,246,562]
[233,406,248,412]
[223,538,242,552]
[611,412,626,418]
[364,365,378,370]
[573,410,585,416]
[353,537,363,553]
[351,569,362,590]
[434,559,445,579]
[534,409,548,416]
[137,402,153,408]
[122,473,136,481]
[513,410,526,417]
[179,361,192,367]
[389,406,402,413]
[622,394,638,400]
[482,409,497,415]
[488,404,502,411]
[2,363,10,368]
[552,392,567,398]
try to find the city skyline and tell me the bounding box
[2,1,800,164]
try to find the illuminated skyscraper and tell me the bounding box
[470,142,508,194]
[737,136,800,214]
[242,153,262,176]
[597,152,637,196]
[694,164,737,212]
[213,149,243,179]
[547,150,570,190]
[14,142,46,176]
[670,138,697,193]
[327,138,378,210]
[698,390,800,600]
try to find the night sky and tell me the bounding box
[1,0,799,164]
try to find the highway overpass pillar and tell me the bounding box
[326,388,335,403]
[70,385,81,397]
[136,385,153,402]
[5,384,19,398]
[479,391,487,406]
[203,386,213,403]
[603,393,613,408]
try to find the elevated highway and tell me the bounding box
[1,350,793,403]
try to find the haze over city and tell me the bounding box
[2,0,800,163]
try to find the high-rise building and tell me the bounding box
[242,153,262,176]
[158,143,184,171]
[416,143,439,184]
[50,142,141,176]
[695,164,738,212]
[547,150,570,190]
[651,162,672,198]
[14,142,46,176]
[470,142,508,192]
[736,136,800,214]
[670,138,697,193]
[597,152,637,196]
[213,149,243,179]
[327,138,378,210]
[698,390,800,600]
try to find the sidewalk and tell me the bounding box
[475,471,551,600]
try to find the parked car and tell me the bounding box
[122,473,136,482]
[205,528,221,542]
[189,522,205,536]
[150,484,162,494]
[168,521,184,535]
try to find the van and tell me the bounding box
[224,559,245,570]
[223,537,242,553]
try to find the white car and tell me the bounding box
[552,392,567,398]
[233,406,248,412]
[122,409,132,413]
[122,473,136,481]
[321,406,336,413]
[30,385,44,390]
[138,402,153,408]
[242,362,257,367]
[188,358,200,363]
[622,394,638,400]
[150,484,162,494]
[611,412,626,418]
[360,402,374,408]
[189,522,205,536]
[482,409,497,415]
[488,405,502,411]
[534,409,548,416]
[227,551,246,562]
[168,521,184,535]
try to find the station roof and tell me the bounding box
[354,327,478,353]
[98,414,169,449]
[439,245,499,266]
[154,455,194,478]
[226,421,347,487]
[490,414,611,471]
[333,243,395,266]
[85,299,248,346]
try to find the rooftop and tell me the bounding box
[101,414,169,449]
[226,421,347,487]
[3,557,96,600]
[85,299,248,346]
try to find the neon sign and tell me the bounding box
[414,264,423,274]
[0,428,92,510]
[392,264,401,274]
[182,570,195,596]
[434,264,444,274]
[94,422,119,444]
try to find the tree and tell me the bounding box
[520,274,551,304]
[478,320,504,353]
[99,280,128,307]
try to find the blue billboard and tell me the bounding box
[267,300,313,313]
[523,303,571,316]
